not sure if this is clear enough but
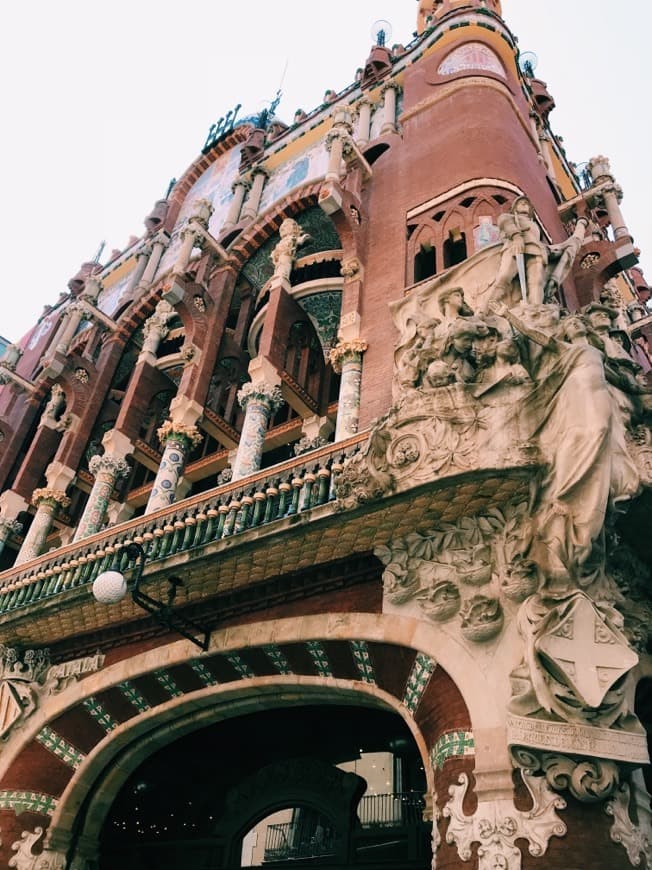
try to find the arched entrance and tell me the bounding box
[97,704,431,869]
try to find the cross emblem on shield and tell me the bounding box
[536,595,638,709]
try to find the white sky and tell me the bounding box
[1,0,649,343]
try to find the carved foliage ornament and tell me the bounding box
[236,381,284,413]
[10,827,68,870]
[443,770,566,870]
[605,780,652,867]
[375,500,533,642]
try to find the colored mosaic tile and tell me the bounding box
[82,697,118,733]
[0,790,58,816]
[154,669,183,698]
[226,653,255,679]
[190,660,219,686]
[263,644,293,675]
[117,680,151,713]
[350,640,375,684]
[431,730,475,770]
[403,652,437,714]
[36,726,84,769]
[306,641,332,677]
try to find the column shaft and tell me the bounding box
[15,492,68,566]
[330,340,368,441]
[74,455,130,541]
[145,423,201,514]
[240,172,267,222]
[232,383,284,481]
[223,179,249,230]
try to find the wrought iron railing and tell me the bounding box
[357,792,425,828]
[264,815,336,862]
[0,434,366,616]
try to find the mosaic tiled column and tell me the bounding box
[232,382,284,481]
[330,339,368,441]
[73,454,131,541]
[145,422,203,514]
[15,489,71,566]
[0,518,22,558]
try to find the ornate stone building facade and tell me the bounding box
[0,2,651,868]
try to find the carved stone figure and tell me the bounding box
[490,198,586,307]
[492,301,640,588]
[543,217,588,300]
[491,196,549,306]
[394,317,441,392]
[270,218,311,282]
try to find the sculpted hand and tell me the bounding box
[489,300,508,318]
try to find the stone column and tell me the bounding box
[380,84,398,135]
[145,421,203,514]
[330,339,368,441]
[73,454,131,541]
[355,98,373,148]
[222,177,250,231]
[232,382,284,481]
[589,155,631,241]
[138,232,168,289]
[325,110,353,184]
[240,168,268,222]
[15,489,71,565]
[172,198,213,277]
[52,301,86,355]
[125,244,150,295]
[0,518,22,558]
[138,299,175,365]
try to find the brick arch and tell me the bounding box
[228,181,324,271]
[55,680,420,862]
[0,613,493,865]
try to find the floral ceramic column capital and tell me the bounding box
[237,381,284,413]
[329,339,368,374]
[88,453,131,479]
[156,420,203,450]
[31,488,71,511]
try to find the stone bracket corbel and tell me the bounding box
[342,134,373,180]
[78,299,119,332]
[188,220,232,261]
[443,771,566,869]
[0,365,35,393]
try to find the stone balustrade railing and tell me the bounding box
[0,434,367,616]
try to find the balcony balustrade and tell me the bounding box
[0,434,366,619]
